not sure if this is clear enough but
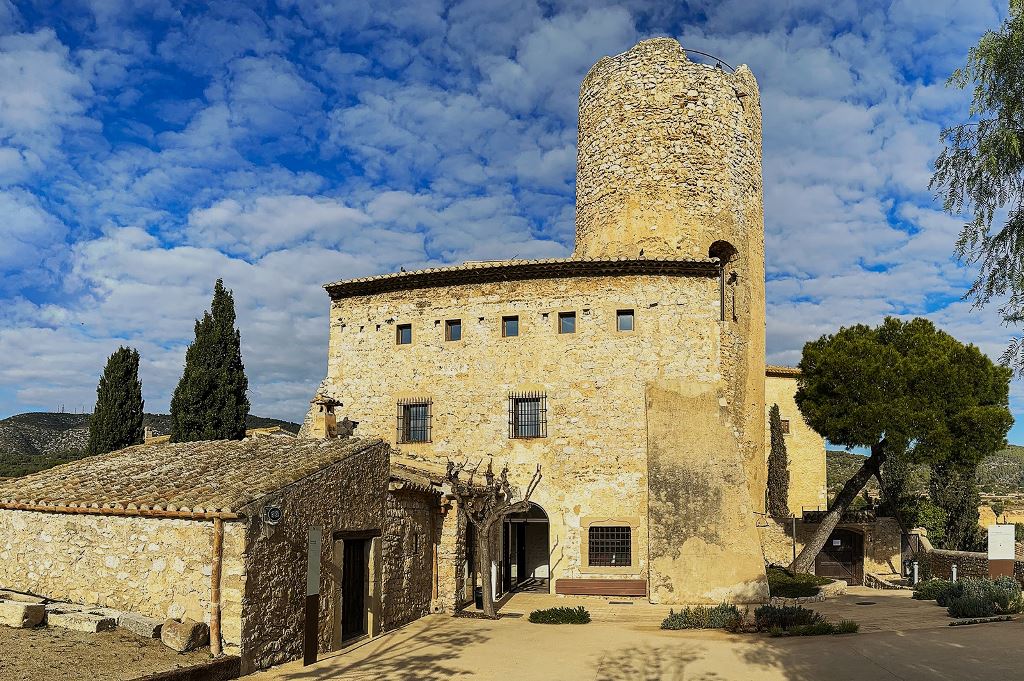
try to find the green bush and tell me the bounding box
[941,578,1023,618]
[835,619,860,634]
[766,567,832,598]
[913,578,957,602]
[768,619,860,636]
[661,603,740,630]
[528,606,591,624]
[947,595,996,618]
[754,604,824,631]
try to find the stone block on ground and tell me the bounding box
[118,612,163,638]
[44,601,86,615]
[47,610,116,633]
[0,600,45,628]
[820,579,848,598]
[0,590,45,604]
[161,618,209,652]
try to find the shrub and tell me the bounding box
[769,619,859,636]
[835,619,860,634]
[913,578,957,602]
[754,604,824,631]
[947,595,996,618]
[529,606,591,624]
[661,603,740,630]
[942,578,1023,618]
[767,567,832,598]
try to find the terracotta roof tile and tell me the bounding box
[766,365,801,377]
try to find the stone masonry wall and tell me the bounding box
[435,502,468,612]
[0,510,246,646]
[238,441,390,674]
[761,517,902,578]
[764,375,828,514]
[315,273,722,594]
[381,489,437,629]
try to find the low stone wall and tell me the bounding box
[925,548,989,581]
[0,509,245,645]
[760,517,902,578]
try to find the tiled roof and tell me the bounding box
[0,437,384,519]
[324,256,719,298]
[766,364,801,377]
[390,457,446,494]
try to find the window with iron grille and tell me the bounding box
[780,419,791,435]
[509,392,547,438]
[588,526,632,567]
[397,398,432,443]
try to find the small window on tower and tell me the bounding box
[445,319,462,342]
[502,316,519,337]
[396,324,412,345]
[781,419,791,435]
[617,309,634,332]
[558,311,576,334]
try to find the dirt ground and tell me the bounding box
[0,625,210,681]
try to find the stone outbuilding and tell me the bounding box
[0,437,443,673]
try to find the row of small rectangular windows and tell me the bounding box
[396,309,635,345]
[396,393,548,443]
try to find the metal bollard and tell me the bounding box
[952,564,958,582]
[913,561,919,585]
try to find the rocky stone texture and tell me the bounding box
[381,489,436,630]
[765,371,828,514]
[161,617,209,652]
[119,612,164,638]
[0,589,44,604]
[0,510,245,641]
[47,610,116,632]
[0,599,44,627]
[760,517,903,581]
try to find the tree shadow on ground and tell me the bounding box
[592,642,715,681]
[268,619,488,680]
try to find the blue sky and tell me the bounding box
[0,0,1020,442]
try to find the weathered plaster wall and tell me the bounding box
[381,489,437,630]
[435,503,468,612]
[314,273,721,592]
[0,510,245,644]
[765,375,828,514]
[576,36,767,519]
[238,441,390,674]
[760,517,902,577]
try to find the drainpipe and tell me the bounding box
[210,517,224,657]
[719,260,726,322]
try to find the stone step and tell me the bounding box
[0,600,45,628]
[161,618,209,652]
[118,612,163,638]
[47,610,116,633]
[0,590,45,604]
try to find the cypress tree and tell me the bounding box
[170,279,250,441]
[86,346,144,456]
[767,403,791,518]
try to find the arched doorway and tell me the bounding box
[502,503,550,594]
[815,528,864,585]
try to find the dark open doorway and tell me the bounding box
[502,502,549,594]
[815,528,864,585]
[341,538,368,641]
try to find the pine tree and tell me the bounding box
[86,347,144,456]
[170,279,250,441]
[767,403,790,518]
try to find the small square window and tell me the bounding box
[502,315,519,337]
[445,319,462,342]
[588,526,631,567]
[396,324,412,345]
[397,399,431,442]
[617,309,634,332]
[781,419,791,435]
[558,311,576,334]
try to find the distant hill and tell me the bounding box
[826,445,1024,500]
[0,412,301,478]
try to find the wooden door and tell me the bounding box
[341,538,367,641]
[814,529,864,585]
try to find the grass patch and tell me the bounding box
[528,606,591,624]
[767,567,832,598]
[661,603,741,630]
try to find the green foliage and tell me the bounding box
[913,579,958,602]
[835,620,860,634]
[753,605,824,631]
[930,1,1024,372]
[930,463,984,551]
[911,500,949,548]
[1015,523,1024,543]
[949,615,1014,626]
[661,603,740,630]
[767,567,831,598]
[991,500,1007,519]
[170,280,250,442]
[935,578,1023,617]
[767,404,790,518]
[86,347,144,456]
[528,606,590,624]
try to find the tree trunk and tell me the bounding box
[790,442,887,574]
[476,521,497,619]
[873,470,918,558]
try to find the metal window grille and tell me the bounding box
[588,526,632,567]
[509,392,547,438]
[397,398,432,443]
[780,419,791,435]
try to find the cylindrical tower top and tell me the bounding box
[574,37,763,260]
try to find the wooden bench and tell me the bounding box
[554,579,647,597]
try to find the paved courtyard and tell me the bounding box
[246,589,1024,680]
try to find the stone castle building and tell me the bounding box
[305,37,774,605]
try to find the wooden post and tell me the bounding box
[210,517,224,657]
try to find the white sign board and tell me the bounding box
[306,526,322,596]
[988,524,1015,560]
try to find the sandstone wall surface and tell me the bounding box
[764,375,828,514]
[381,489,437,629]
[760,517,902,578]
[0,510,245,644]
[316,273,721,589]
